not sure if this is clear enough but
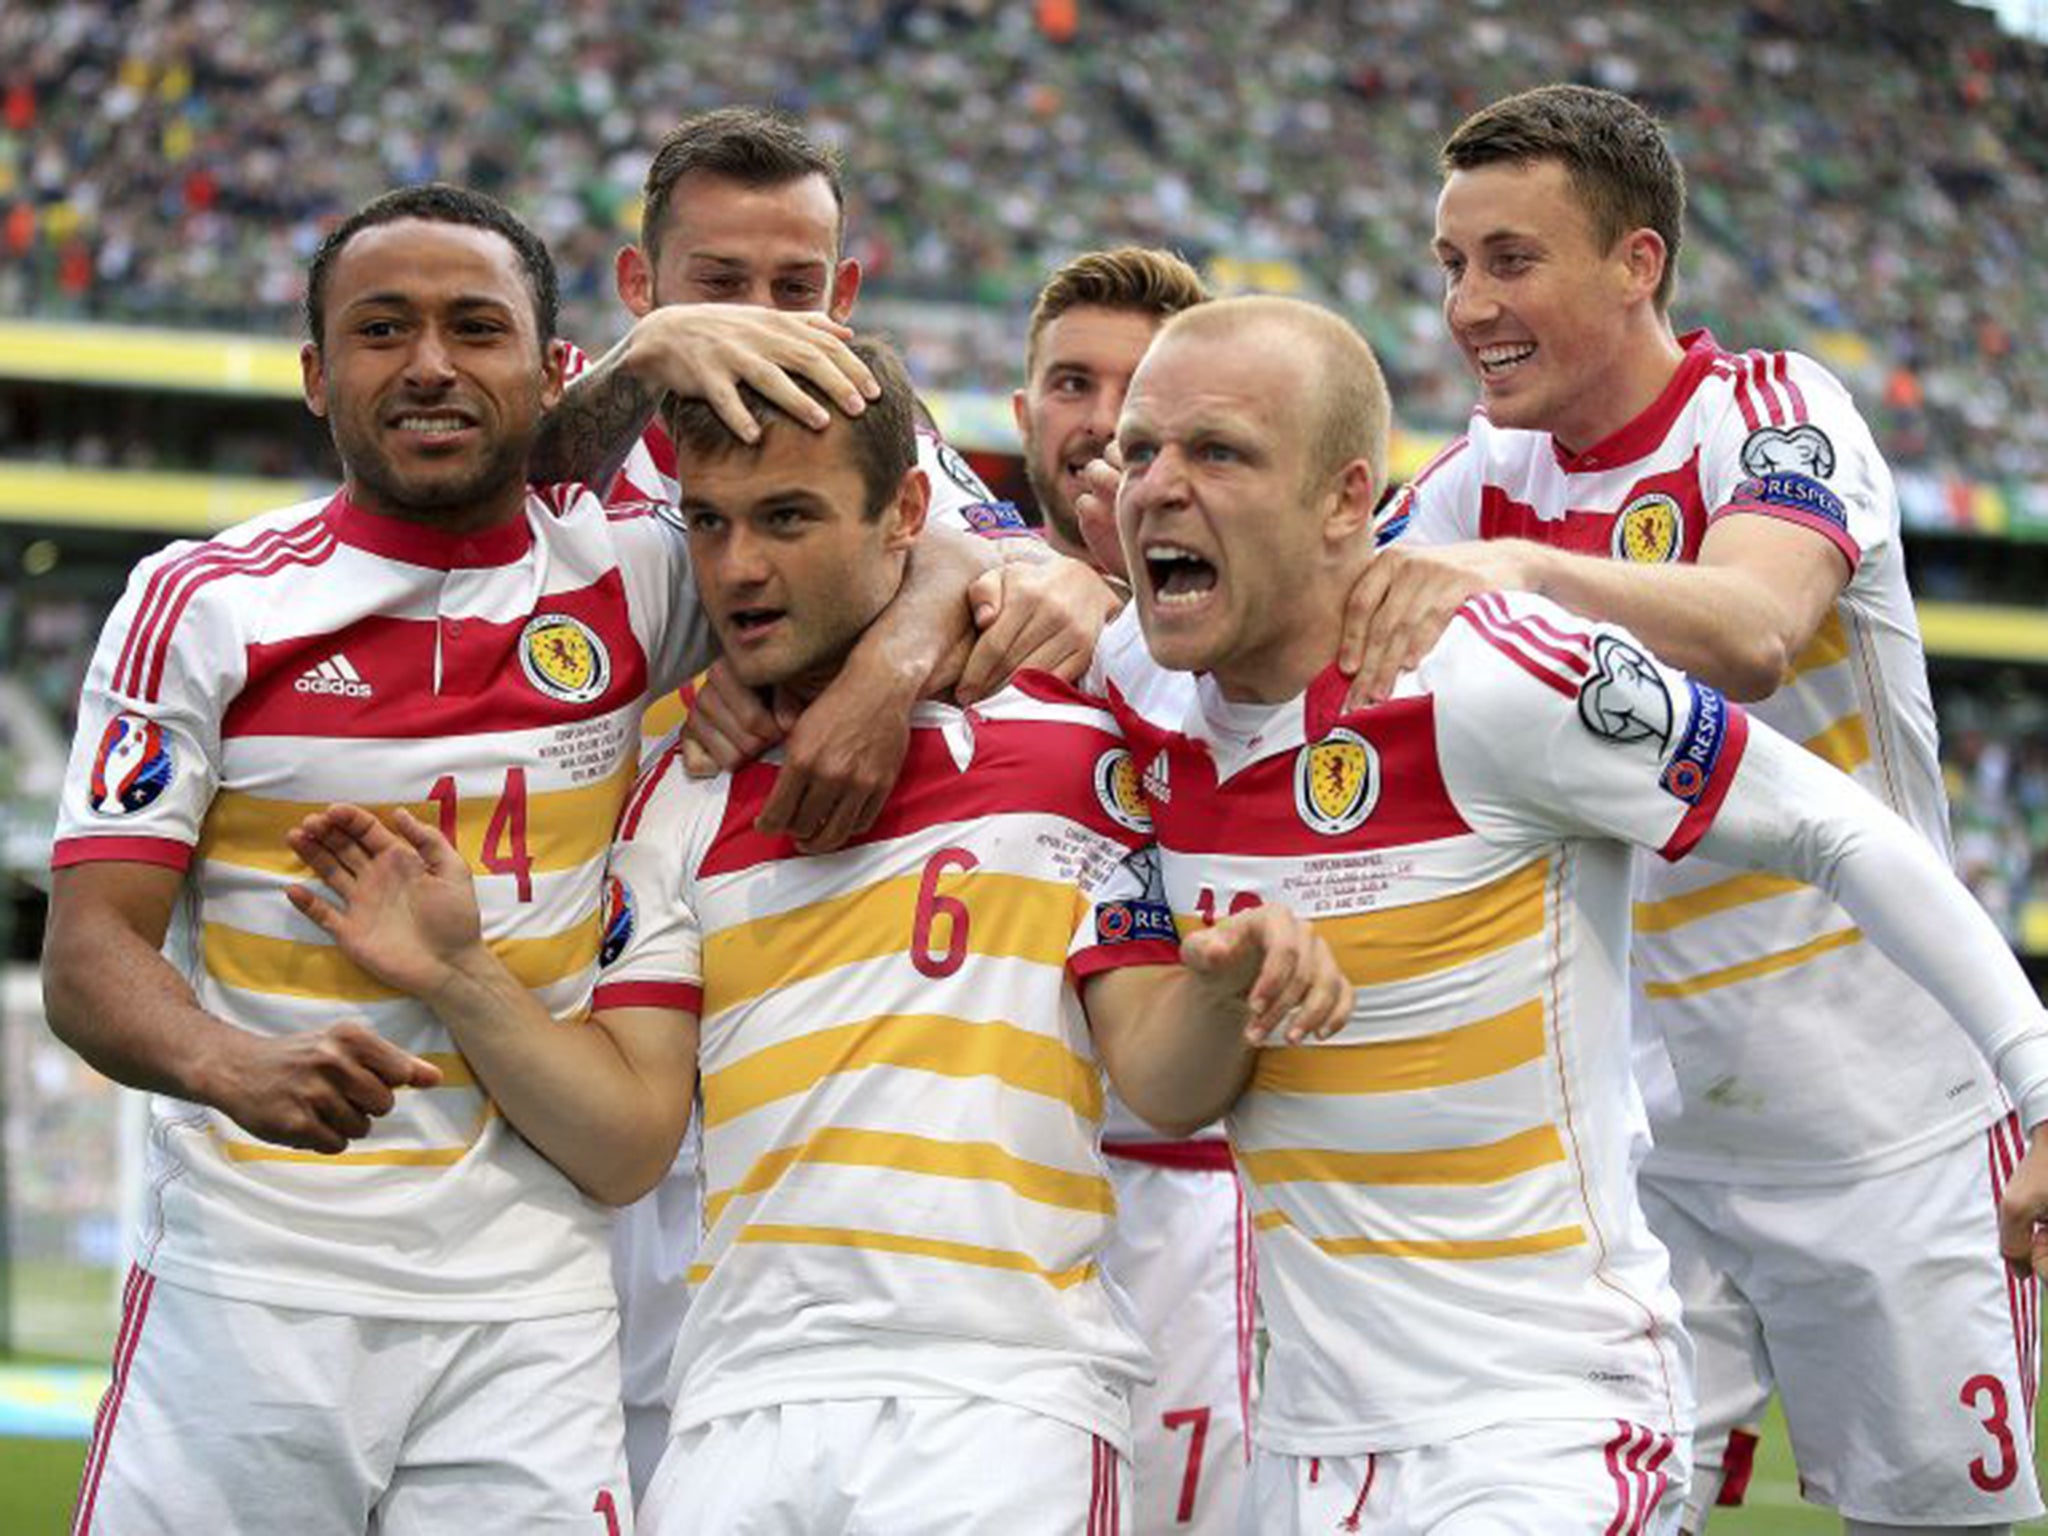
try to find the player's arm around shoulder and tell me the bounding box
[288,805,696,1204]
[1426,590,1747,860]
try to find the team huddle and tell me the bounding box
[41,86,2048,1536]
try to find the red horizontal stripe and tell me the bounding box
[1102,1137,1234,1170]
[1126,694,1471,858]
[593,980,703,1015]
[221,571,649,740]
[51,835,193,873]
[697,713,1145,880]
[1711,501,1860,573]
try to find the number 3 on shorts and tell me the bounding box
[1960,1373,2018,1492]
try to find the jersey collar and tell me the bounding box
[322,488,537,569]
[1551,329,1720,476]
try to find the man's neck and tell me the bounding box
[1552,318,1688,460]
[345,479,529,537]
[1211,608,1345,707]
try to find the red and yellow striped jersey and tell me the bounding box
[54,486,710,1318]
[594,675,1170,1450]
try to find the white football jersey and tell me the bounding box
[53,486,711,1318]
[1105,592,1709,1454]
[1396,331,2002,1181]
[593,675,1164,1451]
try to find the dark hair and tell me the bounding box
[305,183,558,349]
[664,335,914,519]
[1025,246,1210,375]
[642,108,846,258]
[1442,84,1686,311]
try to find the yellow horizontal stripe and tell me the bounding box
[705,871,1077,1014]
[687,1224,1097,1289]
[1802,712,1870,774]
[641,689,691,742]
[214,1099,494,1167]
[1239,1124,1564,1188]
[1253,1208,1587,1261]
[416,1052,478,1089]
[1308,859,1549,988]
[1784,611,1847,682]
[702,1013,1102,1128]
[1641,925,1863,999]
[195,762,636,877]
[1253,1212,1589,1261]
[1253,998,1545,1096]
[1634,873,1806,934]
[704,1126,1113,1227]
[1632,718,1863,932]
[202,917,599,1002]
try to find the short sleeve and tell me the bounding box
[917,430,1036,542]
[1381,431,1480,548]
[590,744,720,1015]
[1699,350,1894,575]
[1069,841,1181,980]
[602,497,714,699]
[51,543,237,872]
[1428,591,1750,862]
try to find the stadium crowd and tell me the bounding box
[6,0,2048,480]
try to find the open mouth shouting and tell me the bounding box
[1144,542,1219,608]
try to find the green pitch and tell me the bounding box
[2,1400,2041,1533]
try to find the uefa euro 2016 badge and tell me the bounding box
[1611,491,1684,563]
[1294,727,1379,836]
[599,874,636,966]
[519,613,612,704]
[1094,749,1153,833]
[88,712,175,817]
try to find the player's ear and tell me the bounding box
[616,244,655,318]
[539,337,568,412]
[1620,227,1667,307]
[827,258,862,324]
[1323,458,1379,544]
[884,466,930,551]
[301,341,328,418]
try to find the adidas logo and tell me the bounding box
[295,654,373,698]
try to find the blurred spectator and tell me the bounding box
[5,0,2048,476]
[1939,671,2048,944]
